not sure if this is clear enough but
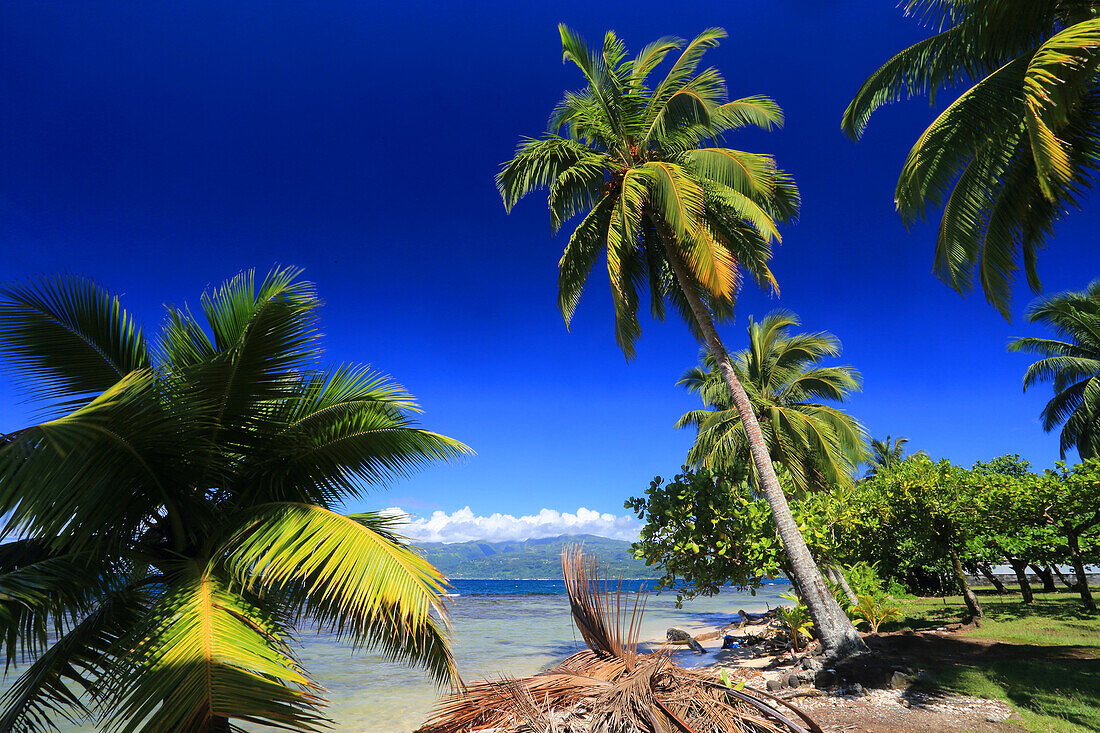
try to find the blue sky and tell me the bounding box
[2,1,1098,541]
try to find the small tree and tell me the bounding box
[856,457,986,620]
[973,462,1057,604]
[1039,460,1100,612]
[625,464,836,605]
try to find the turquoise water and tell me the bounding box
[9,580,792,732]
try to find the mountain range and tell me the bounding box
[416,534,653,579]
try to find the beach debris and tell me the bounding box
[721,635,740,650]
[415,547,823,733]
[737,608,773,627]
[666,627,706,654]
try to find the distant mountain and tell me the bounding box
[416,534,653,579]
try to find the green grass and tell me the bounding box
[886,590,1100,732]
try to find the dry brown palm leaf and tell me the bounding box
[561,545,647,669]
[415,547,822,733]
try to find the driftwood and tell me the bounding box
[416,547,823,733]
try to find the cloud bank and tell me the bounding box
[381,506,642,544]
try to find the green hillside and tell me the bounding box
[415,534,654,579]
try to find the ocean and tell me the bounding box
[11,578,793,732]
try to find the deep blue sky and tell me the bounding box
[2,2,1098,532]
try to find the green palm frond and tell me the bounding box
[0,371,184,553]
[1023,18,1100,198]
[0,586,148,733]
[0,547,116,666]
[221,503,457,685]
[499,26,797,358]
[0,275,149,409]
[1010,280,1100,458]
[677,312,868,493]
[238,376,471,506]
[558,195,615,327]
[0,268,465,731]
[847,0,1100,314]
[103,567,326,733]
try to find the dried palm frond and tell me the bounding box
[416,547,823,733]
[561,545,647,668]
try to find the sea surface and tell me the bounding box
[13,578,793,733]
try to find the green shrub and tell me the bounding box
[844,561,885,597]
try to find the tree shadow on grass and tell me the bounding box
[866,633,1100,730]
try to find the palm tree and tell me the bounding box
[0,268,470,733]
[676,310,869,495]
[865,436,925,479]
[1009,279,1100,459]
[843,1,1100,315]
[498,26,864,656]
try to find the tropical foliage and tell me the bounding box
[498,25,798,355]
[625,464,846,603]
[844,1,1100,314]
[845,454,1100,612]
[500,24,864,656]
[864,436,925,479]
[850,594,903,634]
[676,310,868,494]
[776,593,815,651]
[0,269,470,732]
[1010,279,1100,460]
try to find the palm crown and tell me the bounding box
[676,311,868,494]
[865,436,926,479]
[498,25,799,356]
[844,0,1100,315]
[0,268,470,732]
[1010,279,1100,459]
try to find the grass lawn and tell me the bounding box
[881,589,1100,732]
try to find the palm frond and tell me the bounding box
[102,567,327,733]
[0,586,148,733]
[0,275,149,409]
[221,503,457,686]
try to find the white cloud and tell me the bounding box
[380,506,642,544]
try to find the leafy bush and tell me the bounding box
[844,561,885,597]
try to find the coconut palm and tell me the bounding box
[843,1,1100,315]
[864,436,926,479]
[0,268,470,733]
[498,25,864,656]
[676,310,869,495]
[1009,279,1100,459]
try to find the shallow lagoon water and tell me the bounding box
[16,579,791,732]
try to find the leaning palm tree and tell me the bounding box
[0,268,470,732]
[864,436,926,479]
[1009,279,1100,459]
[498,25,864,656]
[844,1,1100,315]
[677,310,869,495]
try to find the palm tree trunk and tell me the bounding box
[662,239,865,658]
[1067,528,1096,612]
[1008,558,1033,604]
[825,561,859,606]
[950,550,984,620]
[977,562,1008,594]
